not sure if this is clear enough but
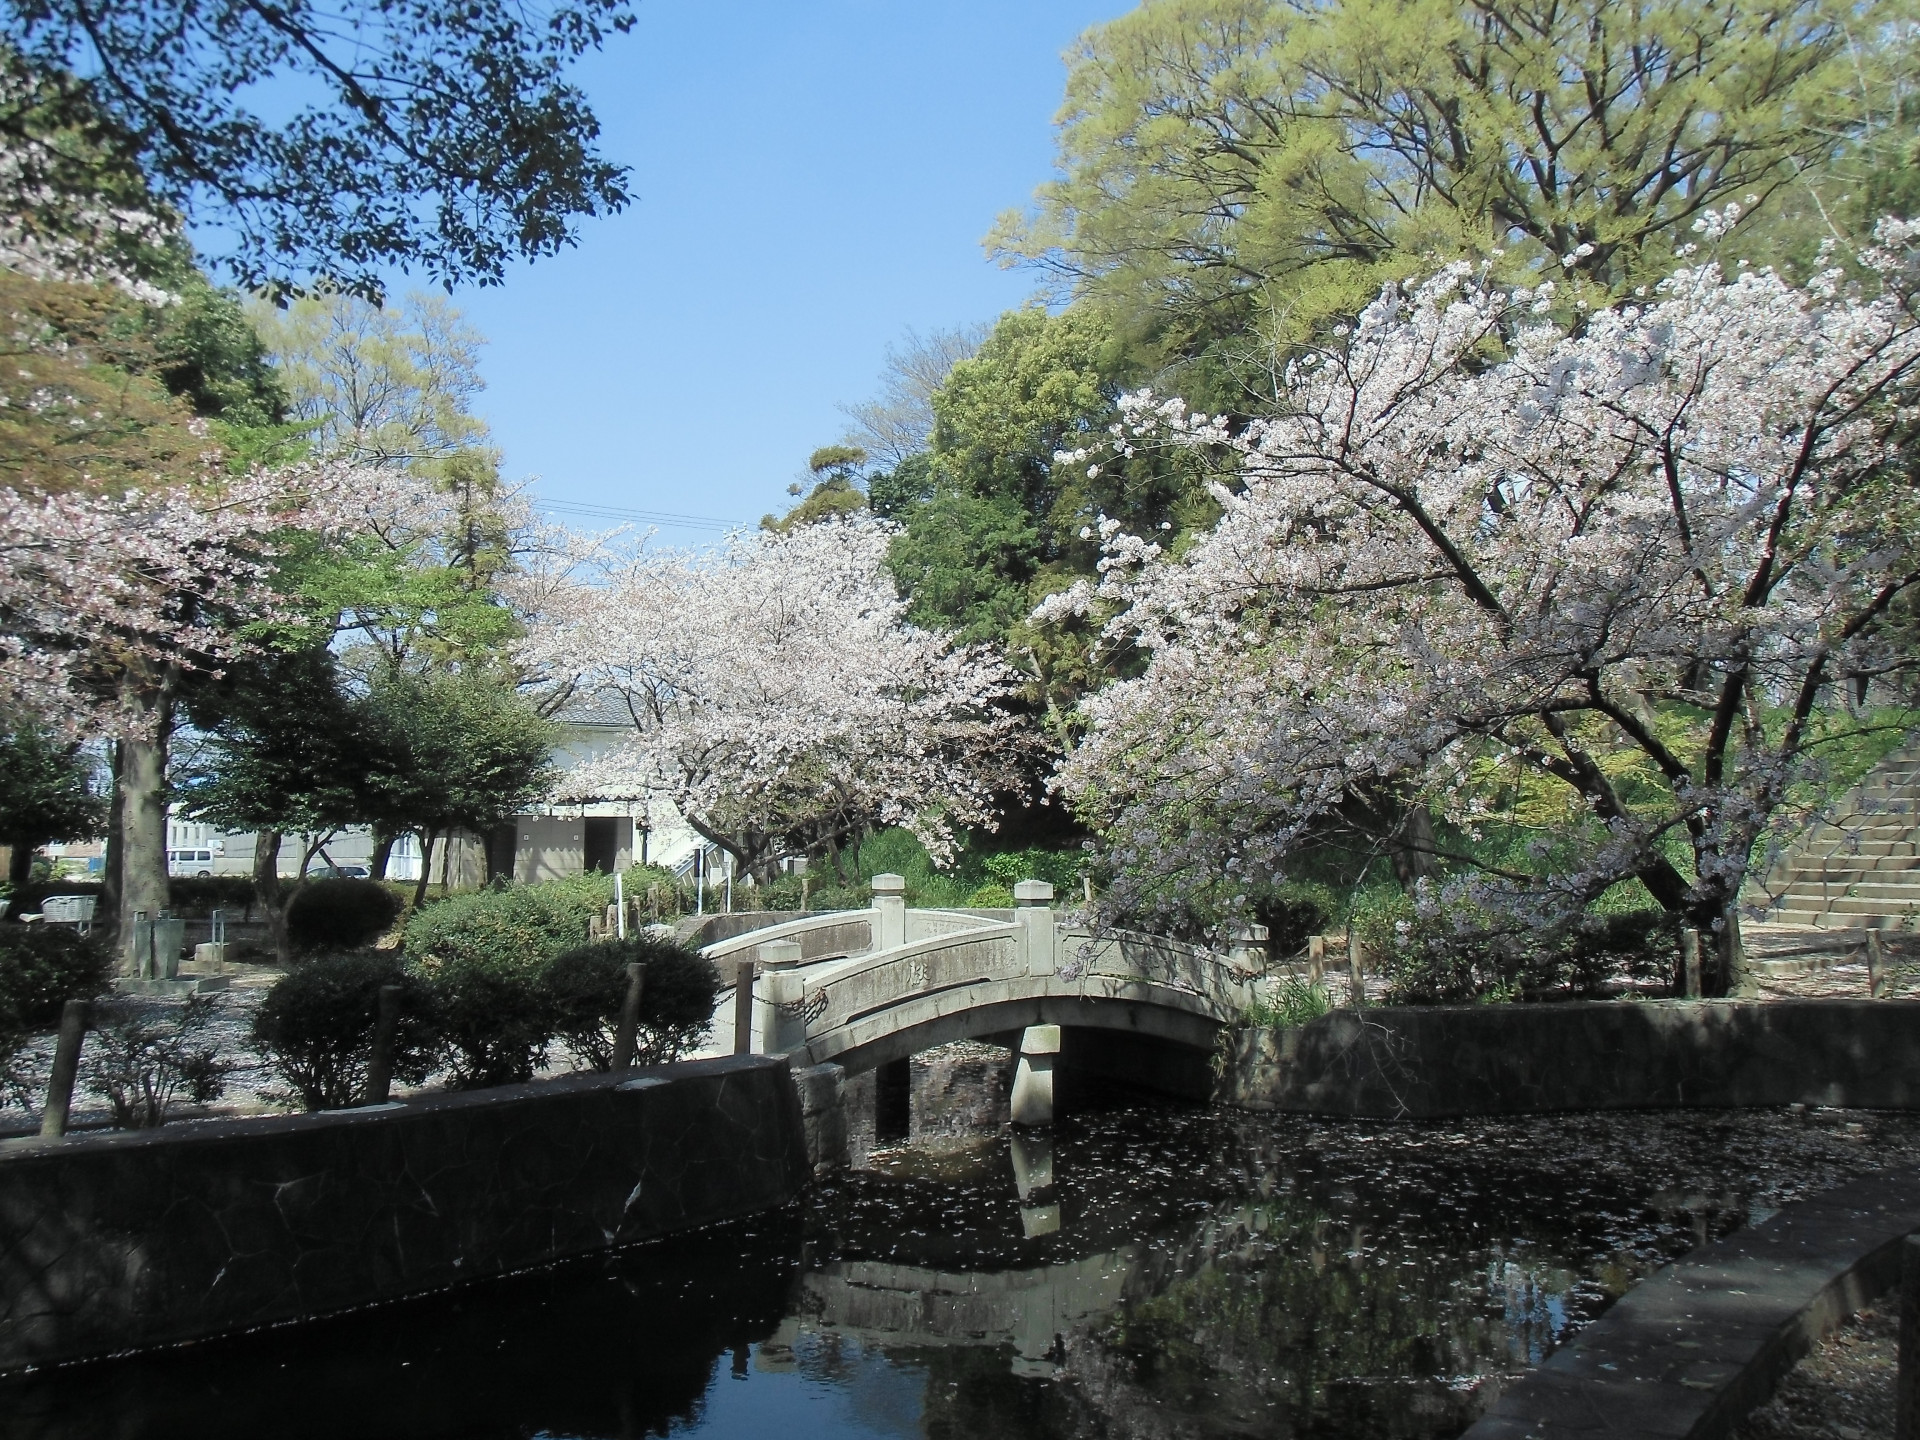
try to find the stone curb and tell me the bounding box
[1463,1166,1920,1439]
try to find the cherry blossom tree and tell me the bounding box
[1048,220,1920,978]
[521,517,1023,880]
[0,460,410,935]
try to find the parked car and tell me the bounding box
[167,848,217,877]
[305,863,373,880]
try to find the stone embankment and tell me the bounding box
[1221,999,1920,1118]
[1464,1166,1920,1440]
[0,1053,808,1374]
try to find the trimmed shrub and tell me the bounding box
[426,961,560,1088]
[546,935,719,1070]
[402,875,608,972]
[168,875,257,917]
[403,878,610,1088]
[250,952,438,1110]
[285,878,405,954]
[0,924,114,1028]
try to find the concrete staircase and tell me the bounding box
[1755,741,1920,930]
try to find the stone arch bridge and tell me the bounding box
[687,876,1270,1141]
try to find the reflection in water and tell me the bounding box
[5,1105,1919,1440]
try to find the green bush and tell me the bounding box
[980,847,1085,894]
[168,875,257,917]
[427,960,559,1088]
[251,952,439,1110]
[1358,895,1680,1002]
[403,877,611,1088]
[402,875,608,972]
[1243,975,1332,1028]
[0,924,114,1028]
[546,935,719,1070]
[286,878,405,954]
[621,863,694,919]
[805,882,872,912]
[965,883,1015,907]
[748,873,806,910]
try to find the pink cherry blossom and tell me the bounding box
[1053,223,1920,933]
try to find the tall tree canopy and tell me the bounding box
[992,0,1909,365]
[0,0,635,297]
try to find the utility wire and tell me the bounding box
[536,498,742,533]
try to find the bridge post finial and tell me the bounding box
[1014,880,1056,977]
[871,873,907,950]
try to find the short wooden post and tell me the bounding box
[1307,935,1325,985]
[610,962,646,1070]
[38,998,89,1138]
[361,984,402,1105]
[733,959,755,1055]
[1346,930,1366,1009]
[1870,930,1888,998]
[1898,1232,1920,1440]
[1681,930,1703,998]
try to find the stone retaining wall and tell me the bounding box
[1224,999,1920,1117]
[1464,1164,1920,1439]
[0,1054,809,1374]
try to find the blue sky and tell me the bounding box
[442,0,1125,543]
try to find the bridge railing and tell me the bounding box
[698,873,1010,974]
[702,878,1270,1061]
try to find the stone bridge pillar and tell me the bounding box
[871,873,906,950]
[757,939,804,1054]
[1015,880,1056,977]
[1011,1023,1060,1126]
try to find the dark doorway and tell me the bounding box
[485,823,517,884]
[584,817,621,875]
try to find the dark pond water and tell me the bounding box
[6,1104,1920,1440]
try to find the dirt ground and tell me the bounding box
[1731,1302,1900,1440]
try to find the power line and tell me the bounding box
[537,498,743,533]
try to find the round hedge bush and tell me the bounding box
[251,952,439,1110]
[0,923,114,1029]
[285,878,405,954]
[547,934,717,1070]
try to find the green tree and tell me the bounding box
[358,670,558,905]
[991,0,1906,363]
[0,720,105,888]
[761,446,871,533]
[178,647,377,962]
[885,305,1210,706]
[0,0,635,298]
[246,292,488,464]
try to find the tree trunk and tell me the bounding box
[1389,804,1438,888]
[413,830,437,909]
[253,830,285,963]
[115,669,177,971]
[6,842,30,890]
[99,741,125,946]
[368,828,395,881]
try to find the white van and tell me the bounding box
[167,848,217,876]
